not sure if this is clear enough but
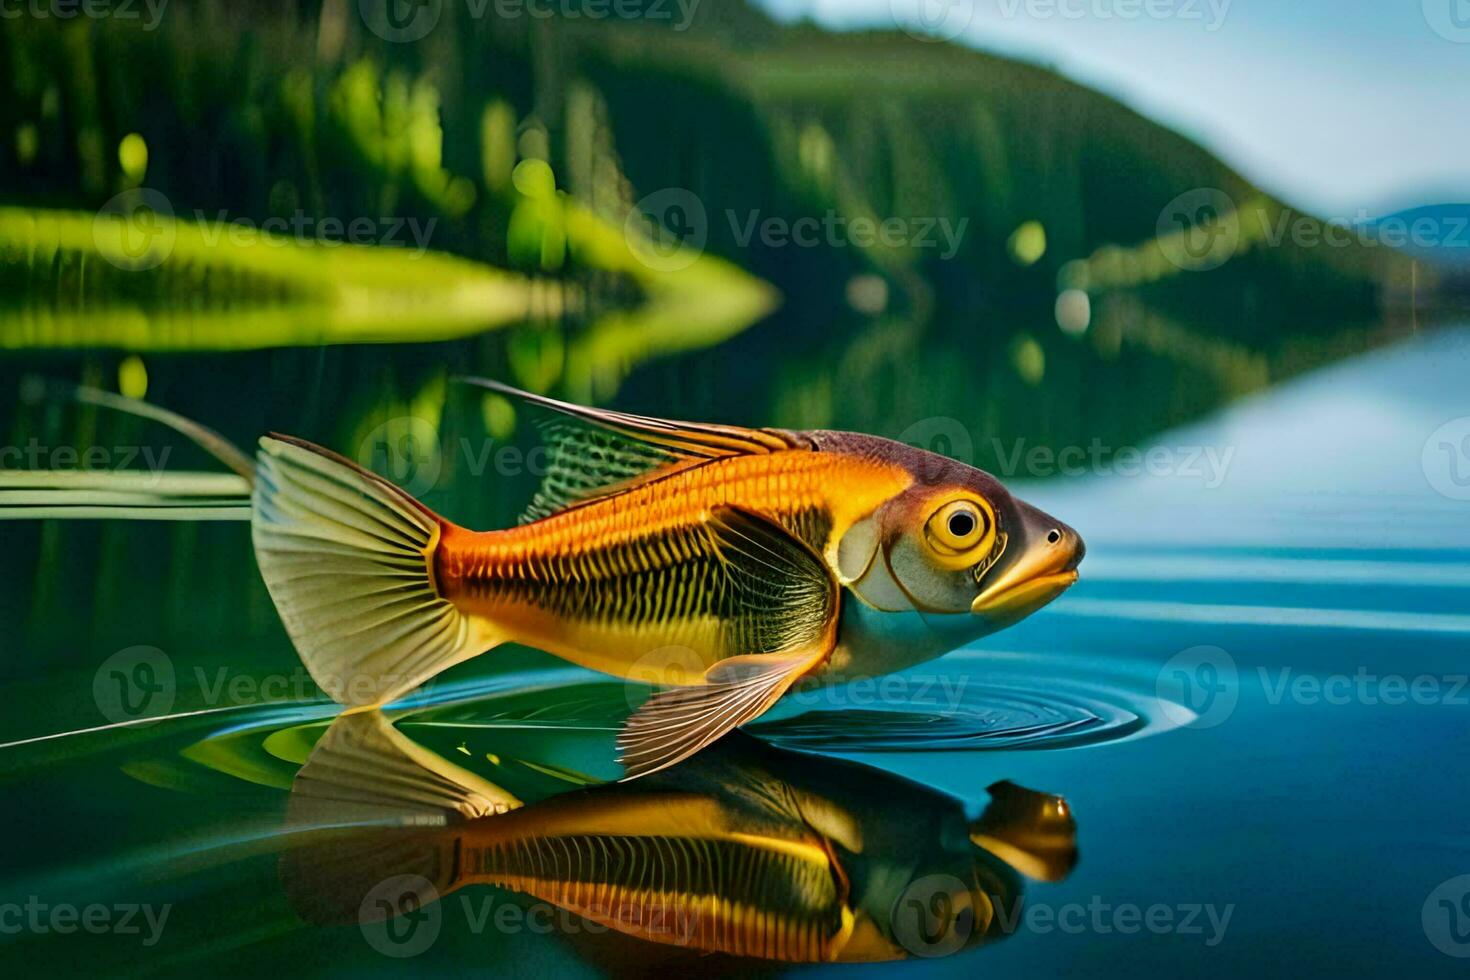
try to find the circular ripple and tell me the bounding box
[177,651,1191,789]
[748,683,1145,752]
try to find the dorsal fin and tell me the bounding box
[455,378,809,522]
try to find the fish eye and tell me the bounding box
[926,498,994,559]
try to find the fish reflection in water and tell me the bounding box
[279,712,1077,963]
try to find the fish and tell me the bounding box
[56,377,1084,777]
[279,709,1078,962]
[250,380,1084,777]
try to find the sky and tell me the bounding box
[754,0,1470,218]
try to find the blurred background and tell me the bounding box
[2,0,1463,666]
[2,1,1469,976]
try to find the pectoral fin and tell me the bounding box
[618,646,831,781]
[616,505,838,779]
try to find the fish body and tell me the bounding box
[434,442,910,683]
[250,383,1084,777]
[282,712,1079,963]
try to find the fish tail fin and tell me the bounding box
[280,711,521,925]
[252,434,500,706]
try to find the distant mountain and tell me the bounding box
[1363,204,1470,267]
[0,0,1436,466]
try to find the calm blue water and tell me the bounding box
[1,327,1467,976]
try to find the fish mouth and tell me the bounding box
[970,509,1084,619]
[970,569,1078,618]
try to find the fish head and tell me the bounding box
[837,439,1083,636]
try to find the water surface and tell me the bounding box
[2,327,1467,976]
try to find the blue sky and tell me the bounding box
[755,0,1470,218]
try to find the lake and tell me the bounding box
[3,324,1465,977]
